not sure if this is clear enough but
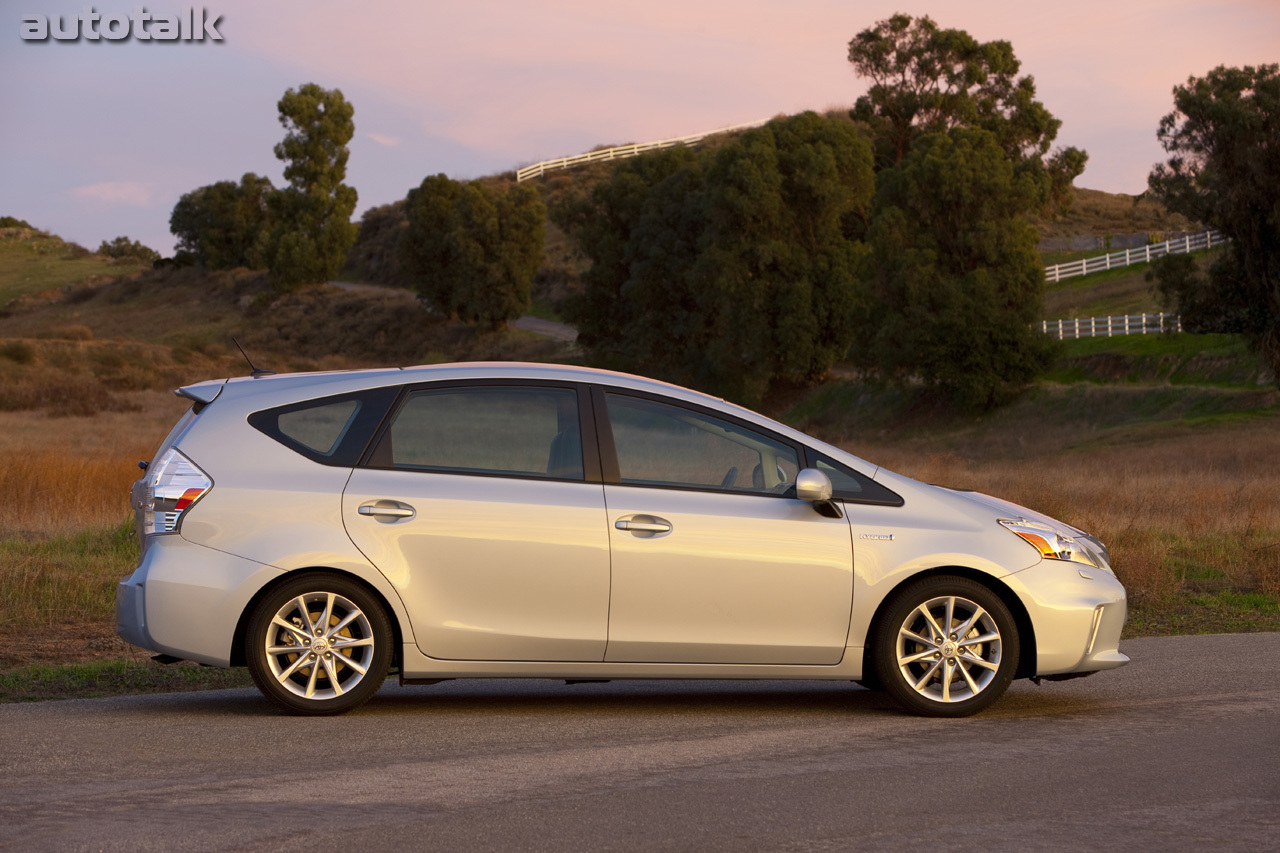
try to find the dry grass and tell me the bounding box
[0,336,245,416]
[0,395,193,670]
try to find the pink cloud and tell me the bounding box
[366,133,402,147]
[69,181,152,207]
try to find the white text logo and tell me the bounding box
[21,7,223,41]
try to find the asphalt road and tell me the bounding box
[1,634,1276,852]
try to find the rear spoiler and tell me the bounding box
[175,380,226,406]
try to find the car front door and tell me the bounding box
[597,391,855,665]
[343,383,611,662]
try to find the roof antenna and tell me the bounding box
[232,337,276,378]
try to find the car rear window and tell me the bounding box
[277,400,360,456]
[249,387,399,467]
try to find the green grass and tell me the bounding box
[0,659,254,703]
[0,229,150,305]
[0,522,138,629]
[1042,333,1269,388]
[1126,593,1280,637]
[526,299,566,322]
[1055,332,1248,359]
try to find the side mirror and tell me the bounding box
[795,468,833,502]
[796,468,843,519]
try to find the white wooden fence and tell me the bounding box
[1044,230,1225,283]
[1042,313,1182,340]
[515,119,769,182]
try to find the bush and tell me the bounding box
[0,216,34,229]
[0,340,36,364]
[400,176,544,330]
[343,201,410,286]
[96,237,160,265]
[38,325,95,341]
[169,173,273,270]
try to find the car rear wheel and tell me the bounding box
[246,573,392,716]
[873,576,1018,717]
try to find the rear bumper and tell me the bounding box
[115,576,153,652]
[115,534,283,667]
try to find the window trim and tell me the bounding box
[591,386,806,499]
[358,379,602,485]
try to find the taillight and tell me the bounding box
[144,448,212,535]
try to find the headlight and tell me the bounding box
[999,518,1111,571]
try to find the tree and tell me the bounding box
[400,176,545,330]
[848,13,1085,210]
[267,83,359,288]
[1147,64,1280,383]
[169,173,273,269]
[851,128,1053,407]
[559,112,875,406]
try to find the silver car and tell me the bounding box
[117,362,1127,716]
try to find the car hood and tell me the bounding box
[934,487,1075,531]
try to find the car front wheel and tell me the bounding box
[246,573,392,716]
[873,576,1019,717]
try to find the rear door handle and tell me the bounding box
[358,501,416,521]
[614,515,672,534]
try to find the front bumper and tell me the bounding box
[1004,560,1129,676]
[116,534,283,667]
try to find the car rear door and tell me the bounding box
[342,382,611,662]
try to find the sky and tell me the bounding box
[3,0,1278,254]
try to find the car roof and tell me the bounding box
[181,362,733,410]
[178,361,883,478]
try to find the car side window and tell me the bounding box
[604,393,798,494]
[812,454,904,507]
[373,386,584,481]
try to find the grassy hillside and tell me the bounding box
[0,227,152,306]
[1031,187,1195,241]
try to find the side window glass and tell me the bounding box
[376,386,583,481]
[813,454,904,506]
[277,400,359,456]
[605,393,798,494]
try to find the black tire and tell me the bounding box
[873,575,1019,718]
[246,572,392,716]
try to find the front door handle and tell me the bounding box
[358,501,416,521]
[614,515,672,535]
